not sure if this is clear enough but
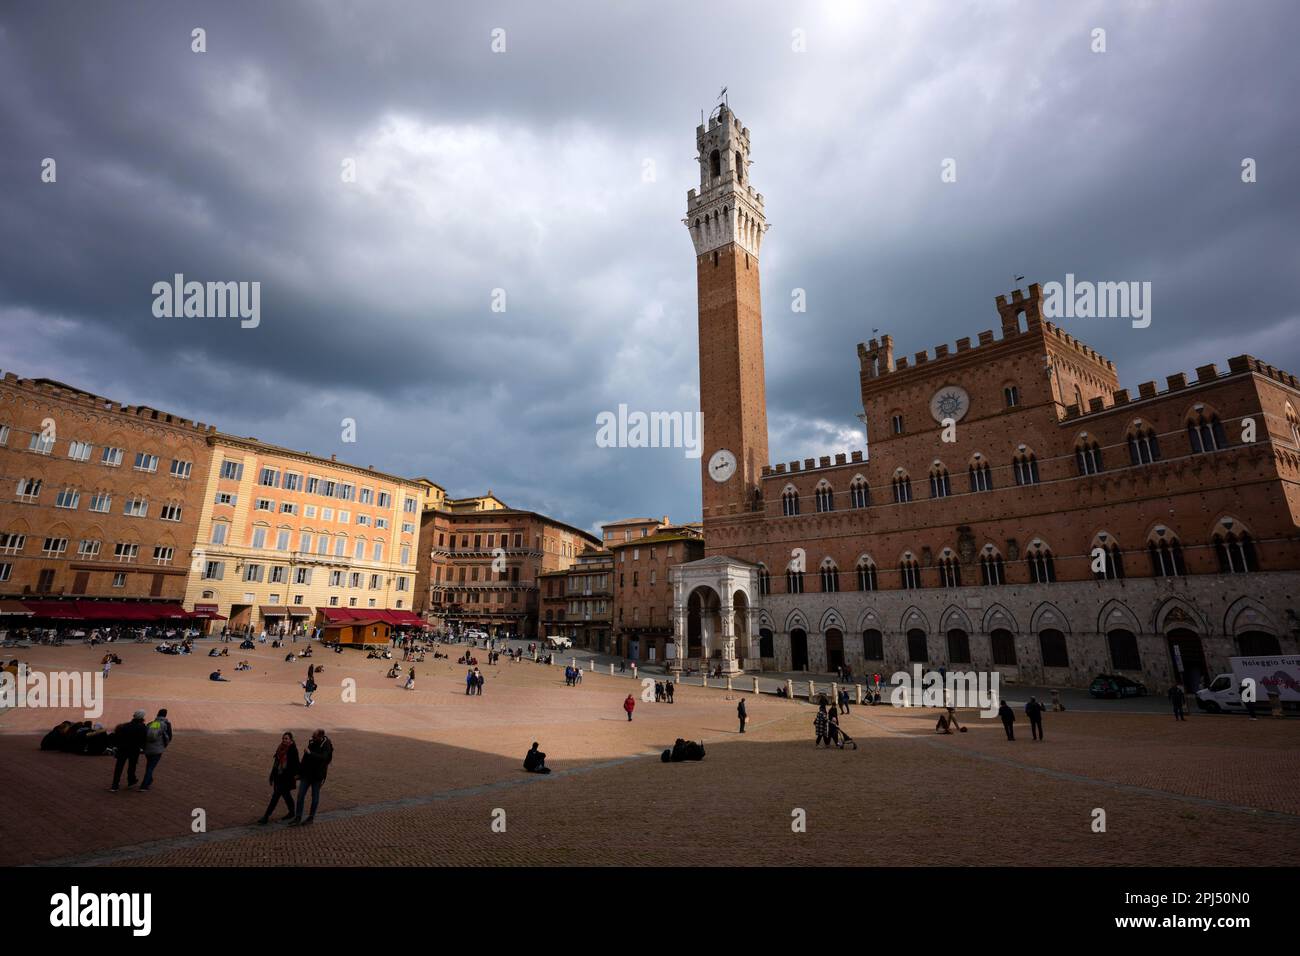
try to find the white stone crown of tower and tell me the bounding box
[684,103,768,258]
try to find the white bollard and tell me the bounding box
[785,678,794,700]
[609,662,614,675]
[855,684,863,704]
[589,659,595,672]
[726,676,733,691]
[831,681,839,701]
[752,677,760,694]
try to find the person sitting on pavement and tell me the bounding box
[523,742,552,774]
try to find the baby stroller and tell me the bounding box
[830,722,858,750]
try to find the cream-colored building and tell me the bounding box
[183,435,424,633]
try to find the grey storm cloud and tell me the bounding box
[1,0,1297,535]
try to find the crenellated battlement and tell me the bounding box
[1,370,216,433]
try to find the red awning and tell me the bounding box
[259,605,289,616]
[190,604,228,620]
[0,599,35,616]
[317,607,357,623]
[20,601,82,619]
[388,610,425,626]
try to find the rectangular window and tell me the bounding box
[322,507,334,522]
[170,459,192,479]
[88,492,111,513]
[245,563,264,582]
[68,440,93,461]
[153,546,174,566]
[0,563,11,582]
[203,561,224,580]
[354,539,365,560]
[113,542,138,562]
[101,446,124,467]
[322,480,337,497]
[304,505,317,518]
[77,539,101,559]
[356,514,370,526]
[400,545,411,565]
[29,431,54,455]
[259,467,280,488]
[295,567,311,585]
[372,542,383,562]
[306,476,320,494]
[329,570,343,586]
[42,537,69,557]
[220,459,244,481]
[251,527,267,549]
[299,532,312,553]
[334,538,345,557]
[55,488,80,509]
[0,533,27,555]
[270,566,287,584]
[402,522,414,534]
[338,510,350,524]
[215,492,236,506]
[337,483,355,501]
[283,472,302,492]
[369,574,381,589]
[349,572,361,588]
[0,424,8,445]
[159,503,182,522]
[360,488,374,505]
[317,536,329,555]
[280,502,298,515]
[134,452,159,473]
[396,576,408,592]
[123,497,148,517]
[276,530,290,551]
[256,498,274,512]
[211,523,228,545]
[403,497,418,514]
[376,517,388,530]
[112,572,126,588]
[377,492,391,508]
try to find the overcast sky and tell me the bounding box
[2,0,1297,537]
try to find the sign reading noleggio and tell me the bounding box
[50,886,151,936]
[151,273,260,328]
[0,664,104,718]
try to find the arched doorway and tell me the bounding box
[946,629,971,664]
[825,628,845,672]
[1107,629,1142,671]
[1238,631,1281,656]
[686,586,721,664]
[759,627,774,658]
[732,590,751,660]
[790,628,809,671]
[990,628,1017,666]
[1167,628,1206,690]
[907,629,928,663]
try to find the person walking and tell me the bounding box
[1025,696,1045,741]
[258,731,300,824]
[1168,683,1187,721]
[465,668,475,695]
[814,703,830,747]
[666,679,675,704]
[998,699,1016,740]
[102,657,112,681]
[623,694,636,722]
[109,710,148,791]
[290,729,333,826]
[139,708,173,791]
[302,666,317,708]
[737,697,747,734]
[839,687,851,715]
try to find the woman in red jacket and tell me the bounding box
[623,694,635,722]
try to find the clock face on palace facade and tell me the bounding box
[929,385,971,423]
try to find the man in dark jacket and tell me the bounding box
[998,700,1016,740]
[737,698,747,734]
[291,729,334,825]
[109,710,148,791]
[1025,696,1045,741]
[1169,684,1187,721]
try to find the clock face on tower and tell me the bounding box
[929,385,971,423]
[708,449,737,483]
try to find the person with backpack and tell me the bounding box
[109,710,148,792]
[258,731,300,825]
[291,728,333,826]
[302,665,318,707]
[139,708,173,791]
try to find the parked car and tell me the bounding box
[1088,674,1148,699]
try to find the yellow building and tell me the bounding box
[183,435,424,633]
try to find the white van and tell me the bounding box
[1196,655,1300,713]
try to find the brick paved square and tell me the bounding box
[2,641,1297,866]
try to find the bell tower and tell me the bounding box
[686,101,770,518]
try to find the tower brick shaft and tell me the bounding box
[686,102,770,517]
